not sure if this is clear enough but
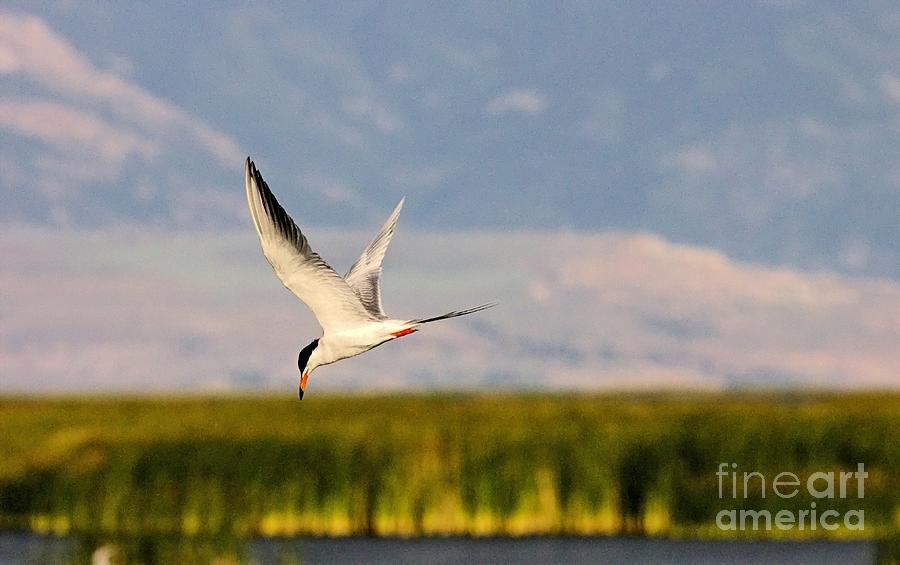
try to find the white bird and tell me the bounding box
[244,158,495,398]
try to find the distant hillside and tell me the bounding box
[3,227,900,392]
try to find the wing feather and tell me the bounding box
[344,197,405,318]
[245,158,375,333]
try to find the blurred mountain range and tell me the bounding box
[1,2,899,278]
[4,226,899,392]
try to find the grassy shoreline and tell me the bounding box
[1,392,897,540]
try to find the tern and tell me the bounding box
[245,158,495,398]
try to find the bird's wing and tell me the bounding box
[245,158,376,333]
[343,196,405,319]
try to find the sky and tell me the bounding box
[1,2,899,392]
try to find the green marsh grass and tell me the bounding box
[0,393,897,542]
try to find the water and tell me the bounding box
[0,531,877,564]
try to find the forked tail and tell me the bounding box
[407,302,498,325]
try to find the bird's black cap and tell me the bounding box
[297,338,318,400]
[298,339,319,373]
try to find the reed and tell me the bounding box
[0,393,896,540]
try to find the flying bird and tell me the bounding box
[244,158,495,398]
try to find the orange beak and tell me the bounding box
[299,369,310,399]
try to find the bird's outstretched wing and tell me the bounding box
[245,158,376,333]
[343,197,405,319]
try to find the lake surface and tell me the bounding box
[0,532,877,564]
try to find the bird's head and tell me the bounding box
[297,338,320,399]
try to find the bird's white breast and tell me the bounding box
[317,321,410,365]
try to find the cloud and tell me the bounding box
[3,227,900,392]
[0,11,248,226]
[0,98,158,165]
[648,60,672,82]
[300,172,360,204]
[582,91,624,139]
[486,89,547,116]
[436,41,499,74]
[389,163,452,191]
[388,62,411,84]
[0,12,241,166]
[659,146,718,175]
[878,73,900,104]
[653,120,862,238]
[217,8,405,143]
[341,95,404,134]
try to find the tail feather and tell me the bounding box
[408,302,497,325]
